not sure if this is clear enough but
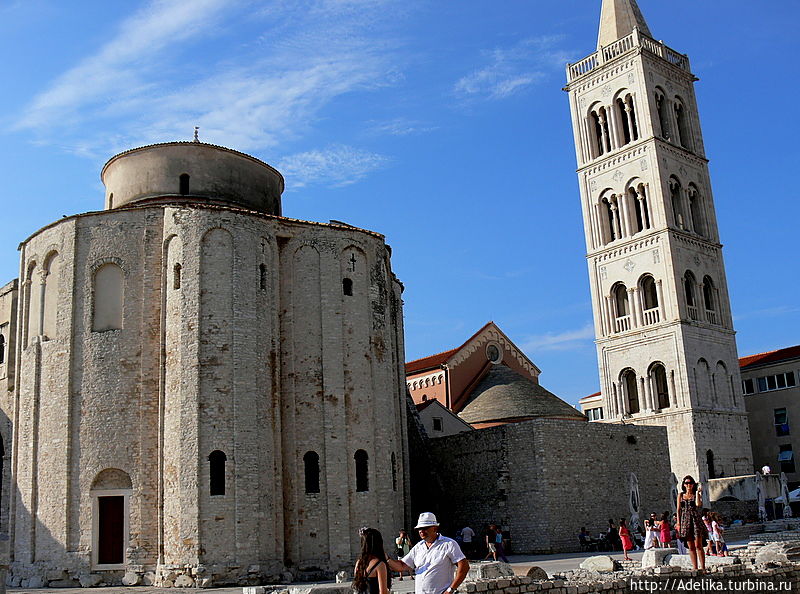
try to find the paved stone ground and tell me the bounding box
[7,543,749,594]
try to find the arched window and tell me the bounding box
[655,88,670,140]
[342,277,353,296]
[41,252,60,340]
[688,185,705,237]
[179,174,190,195]
[589,105,611,156]
[651,363,670,409]
[631,184,650,231]
[599,193,621,244]
[173,263,182,290]
[669,178,684,229]
[0,334,5,364]
[93,263,124,332]
[303,451,320,494]
[208,450,227,496]
[613,283,630,332]
[674,98,692,150]
[622,369,639,414]
[640,275,659,324]
[391,452,397,492]
[684,272,698,320]
[259,264,267,290]
[703,276,717,324]
[706,450,716,479]
[354,449,369,492]
[615,93,638,146]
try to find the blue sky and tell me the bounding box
[0,0,798,405]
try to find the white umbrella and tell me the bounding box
[773,487,800,504]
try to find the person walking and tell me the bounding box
[491,525,509,563]
[619,518,633,561]
[659,512,671,547]
[387,513,470,594]
[353,528,391,594]
[484,525,497,560]
[459,525,475,558]
[676,476,708,571]
[394,530,412,580]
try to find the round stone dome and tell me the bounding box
[101,141,284,215]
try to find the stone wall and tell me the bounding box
[457,564,800,594]
[426,418,671,553]
[5,198,409,586]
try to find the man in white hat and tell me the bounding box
[387,512,469,594]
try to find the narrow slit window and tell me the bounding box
[391,452,397,492]
[208,450,227,496]
[0,334,5,364]
[260,263,267,290]
[179,174,190,195]
[342,277,353,296]
[173,263,182,290]
[303,451,320,494]
[354,449,368,492]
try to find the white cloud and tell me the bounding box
[521,322,595,352]
[15,0,233,132]
[13,0,405,188]
[368,118,438,137]
[278,144,389,189]
[454,36,571,101]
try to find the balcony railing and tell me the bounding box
[643,307,660,325]
[705,309,718,325]
[687,305,699,321]
[566,28,691,83]
[615,315,631,333]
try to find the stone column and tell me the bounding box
[610,202,621,240]
[630,287,642,328]
[655,279,665,322]
[636,187,650,229]
[644,373,655,412]
[619,193,633,237]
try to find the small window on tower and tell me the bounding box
[173,263,182,290]
[208,450,227,496]
[342,277,353,296]
[179,174,190,195]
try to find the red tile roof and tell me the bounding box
[578,391,602,403]
[740,345,800,370]
[405,321,495,374]
[405,348,459,374]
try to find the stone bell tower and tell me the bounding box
[564,0,753,480]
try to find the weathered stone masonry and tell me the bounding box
[2,141,409,587]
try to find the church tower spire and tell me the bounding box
[597,0,652,49]
[565,3,754,482]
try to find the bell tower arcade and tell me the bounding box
[564,0,753,480]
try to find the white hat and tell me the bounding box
[415,512,439,529]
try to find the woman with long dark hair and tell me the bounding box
[353,528,391,594]
[676,475,707,571]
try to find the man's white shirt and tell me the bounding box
[402,535,465,594]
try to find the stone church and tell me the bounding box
[0,141,409,587]
[565,0,754,481]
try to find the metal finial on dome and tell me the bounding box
[193,126,200,142]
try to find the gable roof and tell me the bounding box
[458,365,586,425]
[405,321,540,376]
[405,322,494,374]
[740,345,800,370]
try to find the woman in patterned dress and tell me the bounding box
[676,475,708,571]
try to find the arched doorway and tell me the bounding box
[91,468,132,568]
